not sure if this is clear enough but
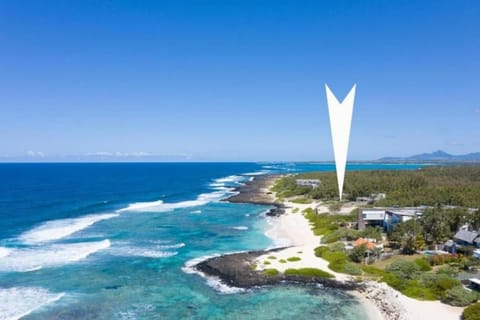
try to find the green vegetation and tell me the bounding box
[292,208,299,213]
[463,303,480,320]
[279,259,287,263]
[442,286,479,307]
[379,259,468,301]
[263,268,280,276]
[314,246,348,273]
[414,258,432,271]
[286,256,301,262]
[273,165,480,208]
[267,255,277,260]
[290,197,312,204]
[263,260,271,265]
[273,165,480,307]
[284,268,334,278]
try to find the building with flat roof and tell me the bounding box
[295,179,320,188]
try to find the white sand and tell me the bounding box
[258,200,350,281]
[257,197,465,320]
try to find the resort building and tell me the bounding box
[453,230,480,248]
[295,179,320,188]
[357,207,423,231]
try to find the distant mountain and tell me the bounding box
[378,150,480,162]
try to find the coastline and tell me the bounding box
[194,174,464,320]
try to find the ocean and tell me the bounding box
[0,162,423,320]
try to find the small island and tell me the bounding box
[193,165,480,320]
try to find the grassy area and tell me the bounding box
[371,254,423,269]
[263,268,280,276]
[290,197,312,204]
[287,256,301,262]
[284,268,334,278]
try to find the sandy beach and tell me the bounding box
[256,196,464,320]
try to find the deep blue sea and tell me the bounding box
[0,162,423,320]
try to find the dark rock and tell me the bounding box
[195,249,359,291]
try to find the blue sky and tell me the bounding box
[1,1,479,161]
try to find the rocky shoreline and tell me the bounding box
[193,174,407,319]
[224,174,286,216]
[195,248,360,290]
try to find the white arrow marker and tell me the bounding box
[325,84,356,201]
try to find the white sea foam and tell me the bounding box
[0,240,111,272]
[242,170,270,176]
[119,190,230,213]
[111,247,178,258]
[231,226,248,231]
[158,242,185,249]
[190,210,202,214]
[118,174,244,213]
[182,254,245,294]
[108,242,184,258]
[19,213,119,244]
[0,287,65,320]
[0,247,10,258]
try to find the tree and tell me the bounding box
[349,244,367,263]
[420,207,451,244]
[389,219,424,254]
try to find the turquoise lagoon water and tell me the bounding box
[0,162,422,319]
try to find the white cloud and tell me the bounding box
[26,150,45,157]
[85,152,191,159]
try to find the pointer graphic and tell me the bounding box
[325,84,356,201]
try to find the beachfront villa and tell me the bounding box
[358,207,423,231]
[454,230,480,248]
[295,179,320,188]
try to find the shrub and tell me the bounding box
[263,260,271,265]
[419,273,460,298]
[362,265,387,277]
[414,258,432,271]
[435,265,457,277]
[314,246,349,273]
[263,268,280,276]
[284,268,334,278]
[442,286,479,307]
[402,281,436,300]
[463,302,480,320]
[267,255,277,260]
[349,245,367,263]
[328,242,345,252]
[382,273,407,291]
[344,263,362,275]
[287,256,301,262]
[279,259,287,263]
[291,197,312,204]
[385,260,420,280]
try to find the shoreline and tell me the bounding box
[195,174,464,320]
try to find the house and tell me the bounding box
[358,207,423,231]
[295,179,320,188]
[468,278,480,291]
[453,230,480,248]
[384,209,422,232]
[358,209,386,230]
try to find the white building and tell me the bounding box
[296,179,320,188]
